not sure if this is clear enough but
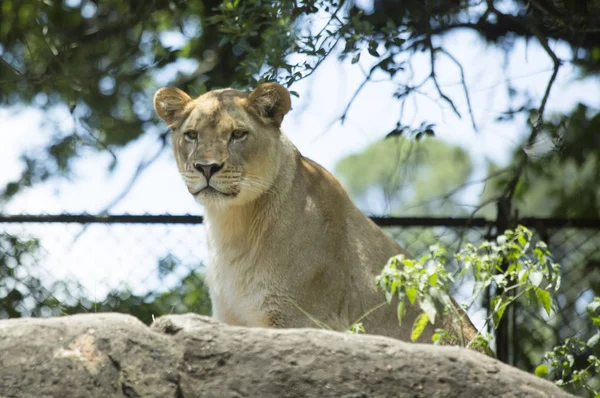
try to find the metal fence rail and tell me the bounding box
[1,214,599,375]
[1,214,598,227]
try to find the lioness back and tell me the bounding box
[153,83,481,349]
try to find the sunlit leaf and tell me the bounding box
[536,289,552,316]
[529,271,543,287]
[535,364,548,378]
[406,287,417,305]
[411,313,429,342]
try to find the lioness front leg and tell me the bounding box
[211,297,246,326]
[264,301,349,331]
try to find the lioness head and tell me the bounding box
[154,83,291,207]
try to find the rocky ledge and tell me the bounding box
[0,313,570,397]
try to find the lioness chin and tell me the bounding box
[154,83,483,351]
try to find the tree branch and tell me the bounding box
[425,25,461,119]
[438,48,478,132]
[99,132,170,215]
[496,6,562,201]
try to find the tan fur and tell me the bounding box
[153,83,483,349]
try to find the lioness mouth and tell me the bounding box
[193,186,235,197]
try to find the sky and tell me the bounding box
[1,24,599,320]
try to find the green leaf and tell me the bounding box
[587,332,600,348]
[351,53,361,64]
[587,298,600,327]
[536,289,552,315]
[491,296,506,328]
[385,290,393,304]
[411,313,430,342]
[428,273,438,286]
[492,274,506,287]
[419,295,437,324]
[385,19,396,31]
[406,287,417,305]
[529,271,543,287]
[535,364,549,378]
[386,128,404,139]
[397,299,405,326]
[392,37,405,46]
[390,280,399,295]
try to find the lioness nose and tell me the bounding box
[194,162,224,180]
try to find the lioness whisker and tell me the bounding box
[242,176,275,189]
[238,182,275,196]
[243,173,273,183]
[242,176,274,189]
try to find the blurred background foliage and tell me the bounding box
[0,231,211,323]
[336,136,472,216]
[1,0,600,394]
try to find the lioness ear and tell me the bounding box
[154,87,192,126]
[247,83,291,127]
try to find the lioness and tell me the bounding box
[154,83,480,347]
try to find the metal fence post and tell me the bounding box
[495,198,516,365]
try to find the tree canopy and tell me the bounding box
[1,0,599,208]
[335,135,472,216]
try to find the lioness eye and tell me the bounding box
[231,129,248,140]
[184,130,198,141]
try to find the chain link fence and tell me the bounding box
[1,214,599,376]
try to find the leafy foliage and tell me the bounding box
[79,270,211,325]
[1,0,598,202]
[0,232,210,324]
[483,104,600,218]
[0,233,52,318]
[377,226,561,351]
[536,297,600,396]
[377,244,454,340]
[456,226,561,326]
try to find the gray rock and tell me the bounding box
[0,313,571,398]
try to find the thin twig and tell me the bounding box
[76,118,118,165]
[404,168,510,212]
[314,0,346,40]
[423,10,462,119]
[99,132,170,214]
[351,301,388,326]
[428,45,461,118]
[0,57,24,76]
[294,36,342,83]
[438,48,478,132]
[338,54,399,125]
[68,132,169,244]
[340,72,371,124]
[286,297,333,330]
